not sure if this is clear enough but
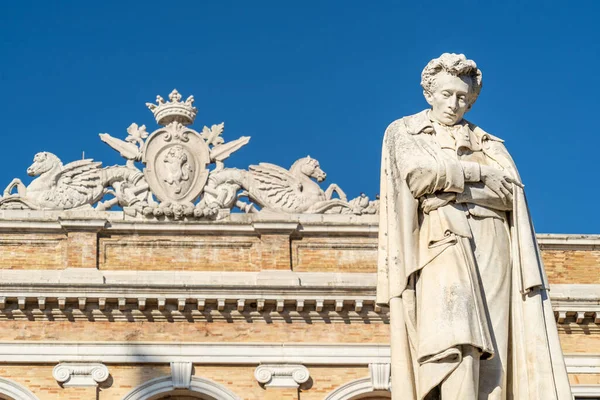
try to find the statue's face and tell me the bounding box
[425,71,472,126]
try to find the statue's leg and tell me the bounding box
[468,216,511,400]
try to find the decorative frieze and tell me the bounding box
[52,362,109,387]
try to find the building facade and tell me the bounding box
[0,212,596,399]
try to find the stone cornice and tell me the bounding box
[0,274,595,325]
[0,286,594,328]
[537,233,600,250]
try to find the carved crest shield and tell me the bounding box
[142,125,210,203]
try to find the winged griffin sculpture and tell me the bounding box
[0,152,145,210]
[205,157,376,214]
[0,89,378,218]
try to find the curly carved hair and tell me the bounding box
[421,53,483,106]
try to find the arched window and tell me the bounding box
[0,378,39,400]
[325,377,391,400]
[122,376,241,400]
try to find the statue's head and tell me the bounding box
[421,53,482,126]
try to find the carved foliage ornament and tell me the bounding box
[0,89,378,219]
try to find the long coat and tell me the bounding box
[376,110,572,399]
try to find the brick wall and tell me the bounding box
[542,249,600,284]
[0,320,389,343]
[0,229,597,283]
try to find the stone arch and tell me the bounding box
[0,378,39,400]
[325,377,391,400]
[122,376,241,400]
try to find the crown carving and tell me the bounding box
[146,89,198,126]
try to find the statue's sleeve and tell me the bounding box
[456,182,513,211]
[389,120,464,199]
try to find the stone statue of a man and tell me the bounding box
[376,53,572,399]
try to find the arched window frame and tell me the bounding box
[0,377,40,400]
[121,375,242,400]
[325,364,391,400]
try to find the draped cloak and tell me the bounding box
[376,110,572,399]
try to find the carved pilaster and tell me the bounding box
[59,218,107,270]
[254,222,298,271]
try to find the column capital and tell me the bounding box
[52,361,109,387]
[254,363,309,388]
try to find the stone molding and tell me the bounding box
[537,234,600,250]
[58,218,107,232]
[0,377,40,400]
[252,221,299,235]
[0,343,391,365]
[0,210,379,233]
[4,212,599,242]
[570,384,600,397]
[52,362,109,387]
[254,364,309,388]
[0,270,378,288]
[122,375,241,400]
[0,343,596,380]
[564,354,600,374]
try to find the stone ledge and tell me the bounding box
[0,342,392,364]
[0,342,593,378]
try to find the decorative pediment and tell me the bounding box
[0,90,378,220]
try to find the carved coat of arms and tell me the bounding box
[0,89,378,219]
[141,114,210,204]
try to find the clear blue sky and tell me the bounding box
[1,1,598,233]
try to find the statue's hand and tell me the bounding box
[480,166,521,205]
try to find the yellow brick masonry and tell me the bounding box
[0,321,390,343]
[0,231,596,281]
